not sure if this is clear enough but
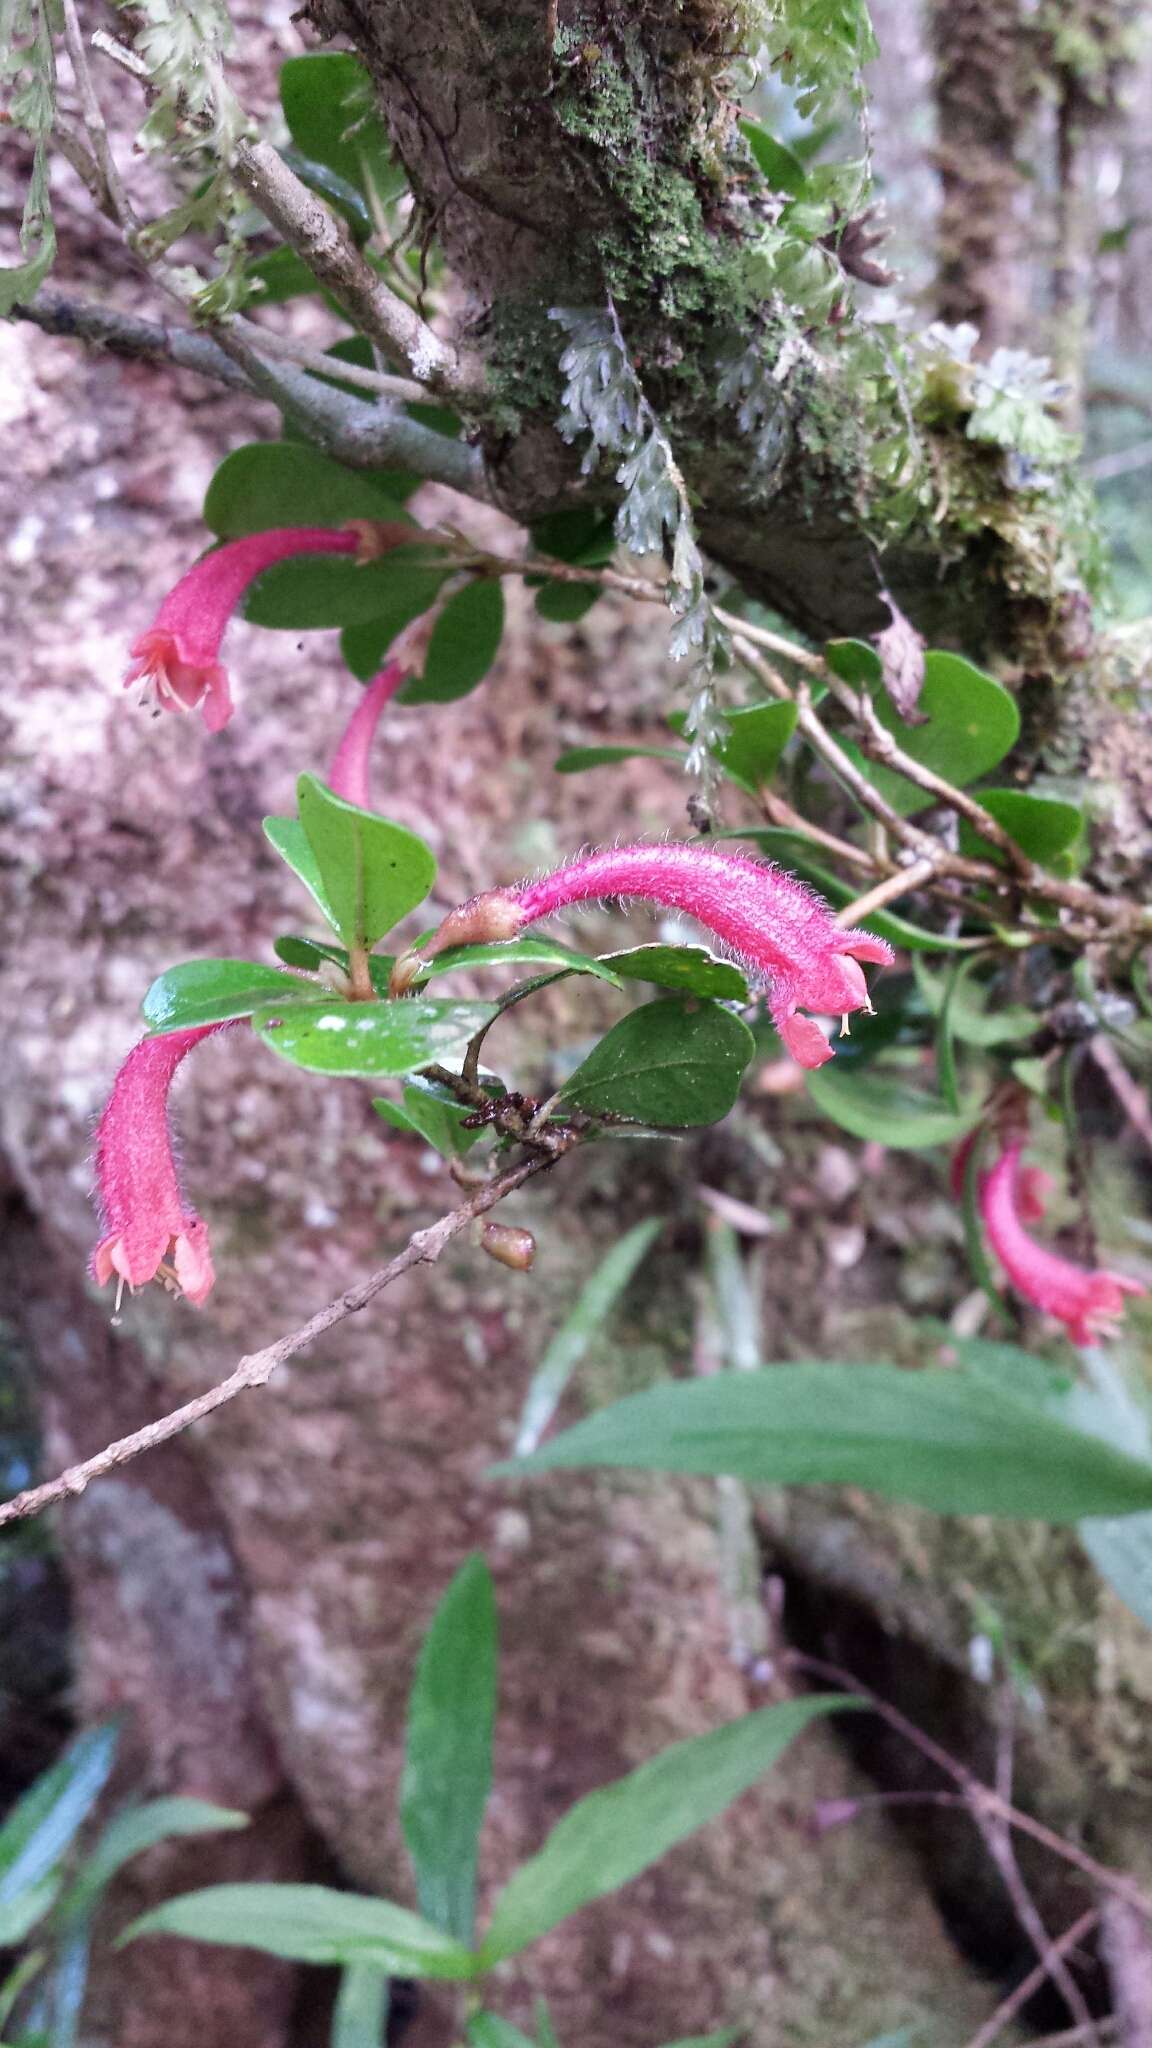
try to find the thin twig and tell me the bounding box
[0,1148,568,1530]
[834,856,939,927]
[60,0,135,228]
[15,291,488,497]
[961,1911,1103,2048]
[233,141,483,402]
[787,1651,1152,1919]
[1090,1036,1152,1158]
[231,318,430,402]
[90,28,151,82]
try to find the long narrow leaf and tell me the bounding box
[498,1365,1152,1522]
[0,1726,118,1907]
[400,1557,497,1945]
[331,1962,390,2048]
[479,1697,850,1963]
[124,1884,481,1977]
[515,1221,662,1454]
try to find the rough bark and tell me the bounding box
[299,0,1091,663]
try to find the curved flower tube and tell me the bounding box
[124,526,378,733]
[91,1022,234,1308]
[392,842,893,1068]
[327,661,408,810]
[981,1139,1146,1346]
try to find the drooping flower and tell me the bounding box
[91,1022,234,1308]
[124,526,374,732]
[327,661,408,810]
[950,1128,1051,1221]
[980,1138,1146,1346]
[391,842,893,1068]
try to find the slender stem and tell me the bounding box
[0,1149,570,1530]
[60,0,135,229]
[230,319,431,403]
[233,141,483,402]
[834,857,939,927]
[960,1911,1102,2048]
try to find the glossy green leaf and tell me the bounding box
[340,564,449,679]
[560,1000,754,1127]
[957,788,1084,872]
[515,1220,663,1454]
[554,745,682,773]
[600,946,749,1003]
[500,1364,1152,1520]
[275,934,349,974]
[467,2018,537,2048]
[740,118,808,196]
[61,1799,248,1923]
[297,774,436,951]
[205,443,408,541]
[824,639,882,689]
[279,53,395,195]
[479,1698,849,1964]
[247,244,320,305]
[247,555,433,633]
[332,1962,390,2048]
[125,1884,480,1977]
[402,580,506,704]
[264,818,339,931]
[256,998,496,1078]
[142,959,315,1033]
[0,1725,118,1910]
[401,1557,497,1946]
[535,581,600,623]
[806,1063,979,1148]
[374,1078,484,1160]
[853,653,1020,816]
[529,507,616,566]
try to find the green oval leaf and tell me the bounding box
[142,959,314,1033]
[373,1077,484,1160]
[669,702,798,794]
[499,1364,1152,1521]
[560,999,754,1127]
[401,1557,497,1946]
[297,773,436,951]
[264,817,338,931]
[205,442,408,541]
[279,52,397,197]
[402,581,505,704]
[600,946,749,1003]
[254,998,497,1077]
[535,580,600,623]
[124,1883,479,1977]
[340,562,449,679]
[805,1063,979,1148]
[854,653,1021,816]
[957,788,1084,872]
[478,1698,850,1964]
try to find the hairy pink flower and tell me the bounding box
[393,842,893,1067]
[124,527,365,732]
[981,1138,1146,1345]
[91,1022,234,1308]
[327,661,408,809]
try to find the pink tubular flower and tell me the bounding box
[91,1022,234,1308]
[124,527,367,733]
[327,661,408,809]
[391,842,893,1068]
[980,1138,1146,1346]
